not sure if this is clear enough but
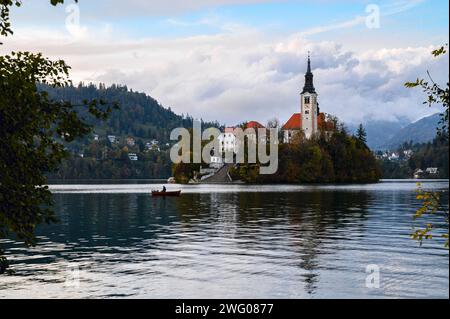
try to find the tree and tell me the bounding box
[405,45,449,140]
[0,0,115,273]
[412,183,449,248]
[266,118,280,129]
[356,123,367,144]
[266,117,284,142]
[229,118,381,184]
[405,45,449,248]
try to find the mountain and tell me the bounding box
[43,83,221,143]
[348,118,410,150]
[383,113,441,150]
[43,83,223,179]
[348,114,441,150]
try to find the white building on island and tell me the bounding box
[218,127,238,154]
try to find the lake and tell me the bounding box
[0,180,448,298]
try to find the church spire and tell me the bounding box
[307,51,312,73]
[302,52,316,94]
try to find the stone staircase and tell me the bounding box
[201,163,234,183]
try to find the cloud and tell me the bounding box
[299,16,366,37]
[384,0,426,16]
[1,16,448,126]
[102,36,449,125]
[295,0,427,38]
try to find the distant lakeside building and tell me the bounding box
[107,135,117,143]
[414,167,439,179]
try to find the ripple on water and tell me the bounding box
[0,180,448,298]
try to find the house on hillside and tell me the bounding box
[388,152,400,161]
[414,169,424,178]
[145,140,160,152]
[403,149,413,159]
[128,153,138,161]
[108,135,117,143]
[126,137,135,147]
[426,167,438,175]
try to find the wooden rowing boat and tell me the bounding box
[151,190,181,197]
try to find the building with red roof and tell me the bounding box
[245,121,265,129]
[282,113,302,130]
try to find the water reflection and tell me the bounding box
[0,181,448,298]
[172,191,373,295]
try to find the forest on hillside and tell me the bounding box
[43,83,221,143]
[43,83,220,179]
[379,136,449,179]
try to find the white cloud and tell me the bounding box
[384,0,426,16]
[291,0,427,38]
[299,16,366,37]
[1,21,447,126]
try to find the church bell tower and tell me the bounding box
[300,53,318,139]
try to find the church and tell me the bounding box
[282,55,334,143]
[214,55,334,156]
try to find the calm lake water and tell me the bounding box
[0,180,448,299]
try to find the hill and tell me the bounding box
[43,83,222,180]
[43,83,221,143]
[379,136,449,179]
[348,114,440,150]
[382,113,441,150]
[348,118,409,150]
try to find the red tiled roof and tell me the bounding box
[282,113,302,130]
[246,121,265,129]
[318,113,335,131]
[224,127,235,133]
[317,112,325,128]
[282,112,335,131]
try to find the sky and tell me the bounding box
[1,0,449,126]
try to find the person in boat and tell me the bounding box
[162,185,167,193]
